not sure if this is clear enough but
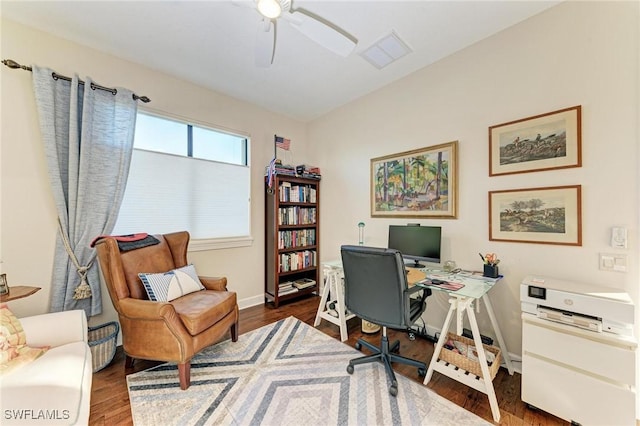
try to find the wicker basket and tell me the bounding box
[88,321,119,372]
[438,332,501,379]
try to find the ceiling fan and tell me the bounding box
[236,0,358,67]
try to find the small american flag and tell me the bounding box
[267,157,276,188]
[275,136,291,151]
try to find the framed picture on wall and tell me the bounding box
[489,185,582,246]
[489,105,581,176]
[370,141,458,218]
[0,274,9,295]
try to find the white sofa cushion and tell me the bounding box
[19,310,87,348]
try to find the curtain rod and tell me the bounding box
[2,59,150,103]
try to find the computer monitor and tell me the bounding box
[388,224,442,268]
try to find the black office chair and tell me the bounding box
[340,245,432,396]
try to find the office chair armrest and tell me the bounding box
[406,285,422,295]
[403,285,431,326]
[406,284,431,298]
[405,285,424,297]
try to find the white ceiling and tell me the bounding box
[1,1,561,122]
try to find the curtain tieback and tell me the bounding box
[58,219,94,300]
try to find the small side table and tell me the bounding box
[1,286,41,302]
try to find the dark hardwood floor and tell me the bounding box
[89,295,565,425]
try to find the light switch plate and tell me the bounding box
[599,253,628,272]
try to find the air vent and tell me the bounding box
[360,30,412,69]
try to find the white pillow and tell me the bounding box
[139,264,205,302]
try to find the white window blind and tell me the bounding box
[112,111,251,247]
[114,150,250,240]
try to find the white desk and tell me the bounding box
[417,270,514,423]
[313,260,356,341]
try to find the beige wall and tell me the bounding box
[309,0,639,358]
[0,18,308,324]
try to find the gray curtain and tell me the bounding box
[32,65,137,316]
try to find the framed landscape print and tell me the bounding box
[489,105,581,176]
[371,141,458,218]
[489,185,582,246]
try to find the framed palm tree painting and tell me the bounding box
[370,141,458,218]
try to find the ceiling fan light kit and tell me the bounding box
[246,0,357,67]
[257,0,282,19]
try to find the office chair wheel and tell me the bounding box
[347,364,354,374]
[355,342,362,351]
[418,367,427,377]
[389,384,398,397]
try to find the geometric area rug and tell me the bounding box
[127,316,490,425]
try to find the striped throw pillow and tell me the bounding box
[139,264,205,302]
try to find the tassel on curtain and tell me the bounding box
[31,65,138,316]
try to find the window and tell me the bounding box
[112,111,251,250]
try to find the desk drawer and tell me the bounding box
[522,353,635,425]
[522,317,635,385]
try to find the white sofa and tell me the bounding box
[0,310,92,425]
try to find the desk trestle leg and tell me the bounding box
[424,296,501,423]
[314,267,355,342]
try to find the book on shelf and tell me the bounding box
[278,229,316,249]
[278,183,317,203]
[264,160,321,180]
[279,250,317,272]
[278,206,317,225]
[279,281,294,289]
[295,164,322,179]
[278,281,298,295]
[293,278,316,289]
[278,286,299,295]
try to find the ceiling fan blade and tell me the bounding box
[255,18,276,68]
[230,0,256,10]
[288,8,357,57]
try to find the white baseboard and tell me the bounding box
[238,294,264,310]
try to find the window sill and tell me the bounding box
[188,236,253,252]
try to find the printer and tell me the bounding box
[520,275,636,425]
[520,275,634,337]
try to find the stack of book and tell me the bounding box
[296,164,321,179]
[264,161,297,178]
[293,278,316,290]
[275,164,296,176]
[278,281,298,295]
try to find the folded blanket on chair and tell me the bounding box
[90,233,160,252]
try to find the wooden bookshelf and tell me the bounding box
[265,174,320,307]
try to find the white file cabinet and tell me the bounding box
[522,314,637,425]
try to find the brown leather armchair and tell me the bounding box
[94,231,238,390]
